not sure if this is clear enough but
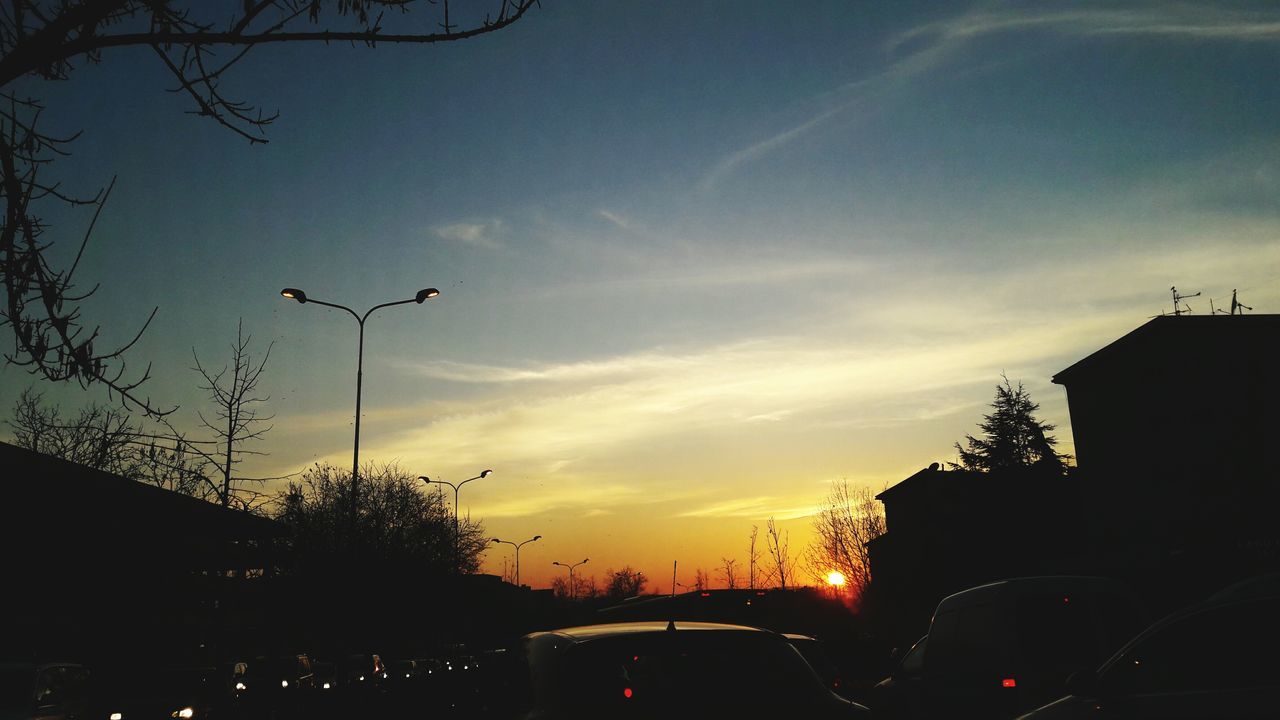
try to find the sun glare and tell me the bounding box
[826,570,847,587]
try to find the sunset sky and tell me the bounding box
[3,1,1279,590]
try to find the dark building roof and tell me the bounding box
[1052,314,1280,386]
[1,440,284,542]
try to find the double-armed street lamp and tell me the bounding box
[419,470,492,573]
[552,558,589,599]
[280,286,439,525]
[492,535,541,588]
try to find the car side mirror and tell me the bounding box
[1065,669,1098,697]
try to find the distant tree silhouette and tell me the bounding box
[8,386,208,495]
[1,0,539,415]
[718,557,740,589]
[191,319,273,508]
[805,481,885,602]
[275,461,487,576]
[765,517,795,590]
[604,566,648,600]
[748,525,762,590]
[952,375,1070,476]
[552,573,598,600]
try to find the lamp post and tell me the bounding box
[552,558,589,599]
[492,535,541,587]
[419,470,492,573]
[280,286,438,526]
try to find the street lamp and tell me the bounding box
[420,470,492,573]
[280,286,439,525]
[552,558,589,599]
[492,535,542,587]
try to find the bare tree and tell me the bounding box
[7,385,215,494]
[765,517,795,590]
[693,568,710,591]
[718,557,740,590]
[804,481,886,602]
[604,566,648,600]
[276,461,486,575]
[1,1,539,415]
[748,525,762,590]
[191,319,273,508]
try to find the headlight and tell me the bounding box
[234,682,246,691]
[322,682,331,690]
[280,680,289,688]
[110,713,123,720]
[172,708,195,719]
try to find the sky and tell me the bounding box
[4,1,1280,590]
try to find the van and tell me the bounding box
[921,576,1144,718]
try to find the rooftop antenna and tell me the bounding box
[1171,286,1200,316]
[1230,289,1253,315]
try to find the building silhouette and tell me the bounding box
[867,315,1280,641]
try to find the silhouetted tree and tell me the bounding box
[952,375,1070,476]
[748,525,762,590]
[1,0,539,415]
[805,481,885,602]
[694,568,710,591]
[275,461,487,576]
[765,517,795,590]
[718,557,740,589]
[7,386,209,494]
[191,319,273,508]
[604,566,648,600]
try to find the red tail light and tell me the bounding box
[1002,678,1017,688]
[623,687,633,699]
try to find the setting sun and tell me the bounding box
[826,571,847,587]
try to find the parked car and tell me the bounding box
[867,634,928,719]
[916,576,1146,718]
[784,634,848,697]
[91,666,222,720]
[0,662,91,720]
[517,620,871,719]
[1015,588,1280,719]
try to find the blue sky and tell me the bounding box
[5,1,1280,588]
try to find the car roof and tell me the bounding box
[526,620,771,643]
[935,576,1131,612]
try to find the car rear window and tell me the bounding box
[561,632,827,713]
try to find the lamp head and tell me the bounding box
[280,288,307,303]
[418,476,430,483]
[582,558,589,564]
[533,535,542,541]
[479,469,493,478]
[491,538,502,544]
[415,288,441,304]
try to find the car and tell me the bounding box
[916,576,1146,718]
[783,634,848,697]
[0,662,91,720]
[867,634,928,719]
[90,666,223,720]
[1015,589,1280,719]
[516,620,871,719]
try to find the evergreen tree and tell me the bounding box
[952,376,1070,476]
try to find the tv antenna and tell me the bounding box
[1229,288,1252,315]
[1170,286,1199,316]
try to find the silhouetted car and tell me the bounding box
[231,654,315,718]
[867,634,927,720]
[517,620,871,719]
[91,666,222,720]
[0,662,91,720]
[915,576,1146,718]
[1015,589,1280,719]
[784,634,849,697]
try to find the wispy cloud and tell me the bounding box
[433,219,506,250]
[700,2,1280,191]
